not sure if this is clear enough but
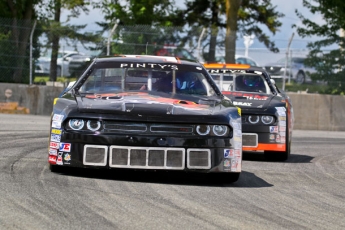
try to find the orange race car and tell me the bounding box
[204,63,294,161]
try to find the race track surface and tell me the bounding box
[0,114,344,230]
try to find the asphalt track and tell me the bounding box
[0,114,344,230]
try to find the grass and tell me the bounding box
[34,76,77,84]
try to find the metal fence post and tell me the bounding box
[29,20,37,85]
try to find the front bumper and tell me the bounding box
[48,133,242,173]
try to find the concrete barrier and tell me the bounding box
[0,83,344,131]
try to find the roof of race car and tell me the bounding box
[93,55,202,66]
[203,63,265,72]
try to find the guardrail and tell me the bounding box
[0,83,344,131]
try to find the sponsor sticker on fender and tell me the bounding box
[56,152,63,165]
[59,143,71,152]
[51,129,62,135]
[52,121,61,129]
[53,114,64,122]
[224,149,234,158]
[50,142,59,149]
[270,126,279,133]
[49,148,58,156]
[48,155,57,165]
[50,134,61,142]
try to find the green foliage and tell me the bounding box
[295,0,345,95]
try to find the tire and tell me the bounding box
[295,71,305,84]
[264,124,291,162]
[264,140,290,161]
[210,172,240,184]
[49,164,64,173]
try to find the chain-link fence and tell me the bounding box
[0,17,344,93]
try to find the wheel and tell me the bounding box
[264,140,290,161]
[49,164,64,173]
[295,71,305,84]
[210,173,240,184]
[264,122,291,161]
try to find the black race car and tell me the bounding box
[204,63,294,161]
[48,55,243,182]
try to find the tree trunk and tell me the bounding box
[225,0,240,63]
[49,0,62,82]
[207,1,220,63]
[8,0,34,83]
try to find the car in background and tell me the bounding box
[35,50,84,77]
[48,55,243,183]
[264,57,316,84]
[204,63,294,161]
[68,54,94,78]
[154,45,197,61]
[215,55,260,67]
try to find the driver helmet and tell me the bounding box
[242,75,261,87]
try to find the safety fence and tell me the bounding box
[0,17,344,92]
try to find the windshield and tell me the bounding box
[78,66,217,97]
[211,73,271,94]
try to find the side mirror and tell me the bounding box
[270,79,276,85]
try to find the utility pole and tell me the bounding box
[282,33,294,91]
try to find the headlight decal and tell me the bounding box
[196,125,210,135]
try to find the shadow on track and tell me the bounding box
[243,152,314,163]
[50,167,272,188]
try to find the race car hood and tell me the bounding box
[74,92,226,116]
[222,91,274,110]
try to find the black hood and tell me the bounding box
[223,92,276,110]
[75,92,228,116]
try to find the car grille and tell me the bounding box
[103,122,194,135]
[83,145,212,170]
[242,133,258,147]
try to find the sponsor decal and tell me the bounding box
[276,107,286,116]
[279,126,286,132]
[51,129,62,135]
[269,134,275,140]
[224,149,234,158]
[120,63,178,70]
[234,142,242,149]
[56,152,63,165]
[234,149,241,158]
[222,91,269,100]
[48,155,57,165]
[231,159,239,172]
[276,134,281,143]
[280,131,286,137]
[49,148,58,156]
[233,101,252,106]
[278,116,286,121]
[223,159,231,171]
[281,137,286,143]
[234,129,242,137]
[50,134,61,142]
[270,126,279,133]
[63,153,71,165]
[50,141,59,149]
[209,69,246,74]
[53,114,64,122]
[59,143,71,152]
[237,107,241,116]
[279,120,286,127]
[52,121,61,129]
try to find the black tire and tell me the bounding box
[210,172,240,184]
[49,164,64,173]
[295,71,305,84]
[264,140,291,161]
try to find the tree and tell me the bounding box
[295,0,345,94]
[0,0,40,83]
[180,0,284,63]
[40,0,102,81]
[93,0,179,56]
